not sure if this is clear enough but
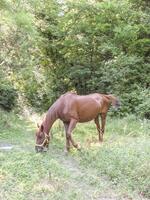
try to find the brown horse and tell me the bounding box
[35,92,120,152]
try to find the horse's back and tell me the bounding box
[58,92,103,122]
[76,94,104,122]
[60,92,102,107]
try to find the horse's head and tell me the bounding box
[35,124,50,153]
[112,97,121,109]
[107,95,121,109]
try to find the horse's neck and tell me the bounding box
[43,106,58,134]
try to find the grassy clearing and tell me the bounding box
[0,109,150,200]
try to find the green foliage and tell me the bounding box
[22,69,52,111]
[0,67,17,111]
[39,0,149,117]
[0,82,17,111]
[135,89,150,119]
[0,0,43,110]
[0,0,149,117]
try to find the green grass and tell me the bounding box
[0,109,150,200]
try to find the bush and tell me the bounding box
[0,83,17,111]
[135,89,150,119]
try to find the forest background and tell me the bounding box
[0,0,150,118]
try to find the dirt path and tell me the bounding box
[49,147,125,200]
[1,142,146,200]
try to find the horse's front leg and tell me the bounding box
[67,118,80,151]
[94,116,103,142]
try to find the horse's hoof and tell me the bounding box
[64,149,69,155]
[99,137,103,142]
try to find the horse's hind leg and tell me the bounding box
[94,116,103,142]
[63,122,71,152]
[100,113,107,139]
[66,118,80,150]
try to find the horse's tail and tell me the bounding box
[106,95,120,109]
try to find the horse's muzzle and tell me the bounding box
[115,100,121,110]
[35,146,48,153]
[35,146,43,153]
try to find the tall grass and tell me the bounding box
[0,109,150,199]
[73,116,150,198]
[54,115,150,198]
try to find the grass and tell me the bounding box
[0,109,150,200]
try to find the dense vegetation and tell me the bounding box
[0,1,150,199]
[0,0,150,117]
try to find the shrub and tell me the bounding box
[0,83,17,111]
[135,89,150,119]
